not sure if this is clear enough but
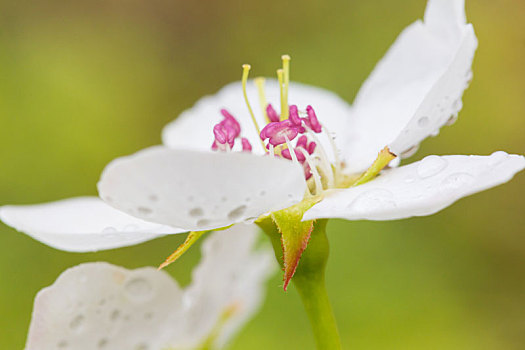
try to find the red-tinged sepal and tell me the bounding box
[270,196,322,290]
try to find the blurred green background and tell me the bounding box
[1,0,524,349]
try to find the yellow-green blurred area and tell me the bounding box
[1,0,524,348]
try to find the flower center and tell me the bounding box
[210,55,396,196]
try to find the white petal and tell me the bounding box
[25,226,275,350]
[343,0,478,173]
[304,152,525,221]
[172,224,275,348]
[98,146,306,231]
[162,79,351,158]
[0,197,181,252]
[25,262,183,350]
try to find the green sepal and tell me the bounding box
[158,231,208,270]
[269,196,322,290]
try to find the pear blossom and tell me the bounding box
[0,0,523,258]
[25,226,274,350]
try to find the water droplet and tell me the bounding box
[465,70,473,82]
[70,315,85,332]
[196,219,210,227]
[404,175,417,184]
[228,205,247,220]
[98,338,108,348]
[137,207,153,216]
[417,156,447,178]
[446,113,458,126]
[123,224,139,232]
[102,226,116,233]
[189,207,204,217]
[401,145,419,158]
[348,189,396,213]
[489,151,508,166]
[110,309,121,321]
[452,99,462,111]
[125,278,153,302]
[417,116,429,127]
[440,173,475,192]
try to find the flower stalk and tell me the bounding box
[258,219,342,350]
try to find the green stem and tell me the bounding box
[259,219,342,350]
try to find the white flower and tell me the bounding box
[0,0,523,253]
[25,226,274,350]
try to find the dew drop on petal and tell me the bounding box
[348,189,396,214]
[110,309,121,321]
[227,205,247,220]
[417,156,447,179]
[417,116,430,127]
[440,173,475,192]
[69,314,85,332]
[489,151,508,167]
[401,144,419,158]
[124,278,153,302]
[188,207,204,217]
[137,207,153,216]
[123,224,139,232]
[98,338,108,348]
[404,174,417,184]
[196,219,210,227]
[102,226,117,233]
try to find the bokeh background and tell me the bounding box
[1,0,524,348]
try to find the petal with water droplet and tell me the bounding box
[342,0,478,173]
[304,152,525,221]
[98,146,306,231]
[0,197,182,252]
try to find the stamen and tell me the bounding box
[254,77,269,122]
[306,105,322,133]
[284,136,299,164]
[303,125,335,188]
[266,104,280,123]
[242,64,266,151]
[288,105,302,126]
[322,125,342,175]
[241,137,252,152]
[277,68,285,120]
[281,54,290,119]
[298,148,323,195]
[269,144,275,157]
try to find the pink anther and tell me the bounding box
[241,137,252,152]
[288,105,302,126]
[266,104,280,123]
[281,147,306,162]
[306,105,322,133]
[260,119,302,146]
